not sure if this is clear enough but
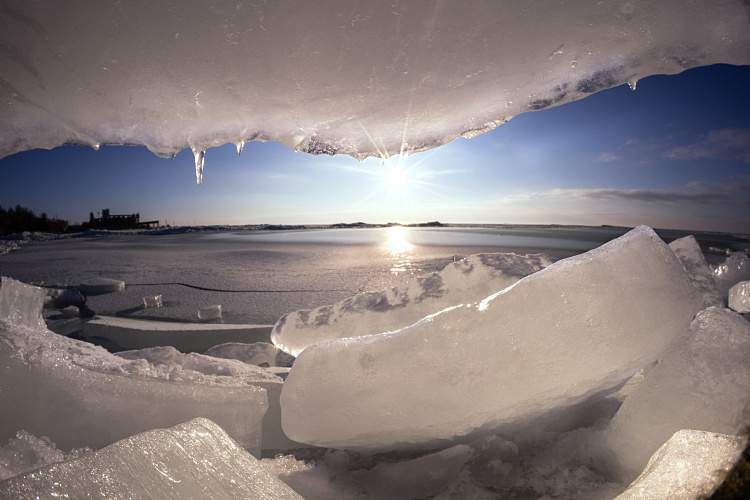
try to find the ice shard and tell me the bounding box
[0,418,303,499]
[280,226,702,450]
[272,252,555,356]
[668,235,723,310]
[1,1,748,161]
[0,277,268,456]
[594,306,750,482]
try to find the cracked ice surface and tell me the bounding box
[280,226,703,451]
[1,1,749,162]
[272,252,555,356]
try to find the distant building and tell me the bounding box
[84,209,159,230]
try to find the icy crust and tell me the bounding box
[272,252,555,356]
[0,278,269,455]
[594,306,750,482]
[1,2,749,162]
[280,226,703,450]
[0,418,303,499]
[668,235,723,310]
[614,430,747,500]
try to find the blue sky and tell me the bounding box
[1,64,749,233]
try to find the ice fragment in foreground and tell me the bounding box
[281,226,702,450]
[728,281,750,314]
[712,252,750,302]
[668,235,723,310]
[79,277,125,293]
[272,252,555,356]
[595,306,750,482]
[0,418,303,499]
[613,430,746,500]
[198,303,222,320]
[0,278,268,455]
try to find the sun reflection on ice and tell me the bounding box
[385,226,414,274]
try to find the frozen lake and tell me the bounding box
[1,225,746,326]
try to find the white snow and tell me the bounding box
[728,280,750,314]
[82,314,272,352]
[613,430,746,500]
[1,1,748,165]
[0,418,303,499]
[668,235,724,310]
[280,226,702,450]
[593,306,750,482]
[0,277,269,456]
[272,252,555,356]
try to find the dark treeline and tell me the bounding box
[0,205,69,236]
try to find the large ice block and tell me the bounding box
[116,346,303,451]
[281,226,702,450]
[613,430,746,500]
[0,276,45,330]
[0,418,303,499]
[0,278,268,456]
[728,281,750,314]
[272,252,555,356]
[668,235,723,310]
[595,306,750,482]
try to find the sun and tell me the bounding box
[385,165,409,190]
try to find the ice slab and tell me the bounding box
[116,346,302,451]
[273,252,555,356]
[0,278,268,455]
[281,226,702,450]
[79,277,125,293]
[0,418,303,499]
[1,2,748,161]
[83,315,272,352]
[0,276,46,330]
[728,280,750,314]
[613,430,746,500]
[668,235,723,310]
[204,342,295,368]
[712,252,750,303]
[595,307,750,482]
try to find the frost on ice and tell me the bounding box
[280,226,703,450]
[1,1,749,164]
[0,418,303,499]
[0,277,269,456]
[272,252,555,356]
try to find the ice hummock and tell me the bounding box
[272,252,555,356]
[1,1,748,163]
[280,226,703,450]
[0,277,269,456]
[0,418,303,499]
[592,306,750,482]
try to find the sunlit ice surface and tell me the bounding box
[1,1,749,169]
[384,225,415,274]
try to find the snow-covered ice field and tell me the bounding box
[2,225,750,498]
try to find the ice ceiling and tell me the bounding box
[1,0,749,174]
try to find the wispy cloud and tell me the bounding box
[595,152,622,163]
[664,128,750,163]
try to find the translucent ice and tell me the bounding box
[0,418,303,499]
[272,252,555,356]
[0,276,46,330]
[728,280,750,314]
[712,252,750,302]
[1,1,748,161]
[204,342,295,368]
[613,430,746,500]
[281,226,702,450]
[115,346,302,451]
[595,307,750,482]
[0,278,269,455]
[668,235,723,310]
[79,277,125,293]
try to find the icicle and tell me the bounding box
[236,140,245,155]
[192,147,205,185]
[628,79,638,91]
